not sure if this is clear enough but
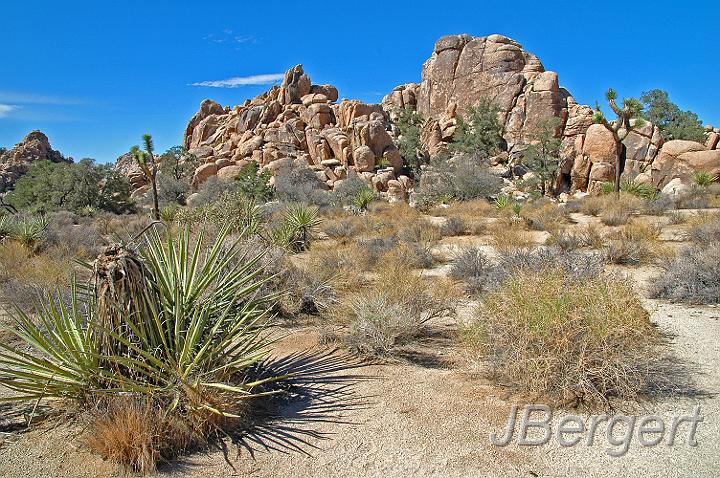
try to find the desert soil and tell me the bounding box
[1,212,718,478]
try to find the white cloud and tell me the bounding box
[0,92,84,105]
[0,104,18,118]
[190,73,284,88]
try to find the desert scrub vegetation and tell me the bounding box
[649,244,720,304]
[604,221,667,265]
[0,225,283,473]
[338,261,455,358]
[464,269,664,408]
[520,198,569,232]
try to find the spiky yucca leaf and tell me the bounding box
[0,225,282,419]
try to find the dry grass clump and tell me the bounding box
[487,220,534,251]
[580,193,641,218]
[520,199,568,232]
[600,205,631,226]
[449,247,500,294]
[465,269,662,407]
[604,222,667,265]
[686,213,720,244]
[86,397,208,475]
[439,216,467,236]
[340,262,455,358]
[649,244,720,304]
[322,217,362,244]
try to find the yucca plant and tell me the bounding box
[11,215,48,251]
[493,193,511,210]
[0,214,15,242]
[621,178,658,200]
[271,204,321,253]
[352,188,375,212]
[600,181,615,195]
[0,225,282,470]
[693,171,718,188]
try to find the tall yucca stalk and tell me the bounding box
[0,225,281,419]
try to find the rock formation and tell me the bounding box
[182,64,410,195]
[0,130,70,192]
[383,33,719,194]
[178,34,717,200]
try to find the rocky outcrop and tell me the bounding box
[649,140,720,188]
[114,151,148,189]
[0,130,70,192]
[384,33,718,193]
[183,64,402,190]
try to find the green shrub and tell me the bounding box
[465,270,663,407]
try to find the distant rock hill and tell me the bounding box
[0,130,70,193]
[175,33,718,199]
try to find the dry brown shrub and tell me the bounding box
[487,220,534,251]
[464,269,663,408]
[604,221,670,265]
[520,200,568,232]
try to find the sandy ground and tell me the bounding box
[1,211,719,477]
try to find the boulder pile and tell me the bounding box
[182,64,411,199]
[0,130,70,193]
[383,33,719,194]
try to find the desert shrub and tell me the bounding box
[177,189,263,234]
[497,247,605,283]
[449,247,501,294]
[604,240,644,265]
[649,245,720,304]
[191,176,238,206]
[46,213,105,260]
[342,264,453,358]
[520,199,568,232]
[414,155,502,206]
[488,221,534,251]
[640,195,674,216]
[687,216,720,244]
[0,227,282,472]
[674,188,711,209]
[322,218,361,243]
[547,228,586,252]
[692,171,718,188]
[465,269,662,407]
[440,216,467,236]
[274,161,330,206]
[332,173,370,206]
[604,222,663,265]
[355,237,398,270]
[667,210,687,225]
[234,161,274,202]
[563,199,582,214]
[157,174,191,206]
[392,241,434,269]
[396,220,441,245]
[86,397,194,475]
[600,206,631,226]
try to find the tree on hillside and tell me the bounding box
[131,134,160,219]
[7,159,134,214]
[640,89,705,143]
[593,88,645,195]
[523,117,562,197]
[157,146,198,205]
[395,107,425,175]
[450,98,505,159]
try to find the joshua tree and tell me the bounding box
[593,89,645,195]
[131,134,160,220]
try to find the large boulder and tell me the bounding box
[651,140,720,188]
[0,130,70,192]
[184,100,226,149]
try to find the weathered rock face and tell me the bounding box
[183,64,401,190]
[0,130,70,192]
[651,140,720,188]
[384,33,719,193]
[114,151,148,189]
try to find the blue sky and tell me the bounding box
[2,0,718,163]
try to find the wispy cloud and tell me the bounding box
[190,73,284,88]
[0,104,18,118]
[203,30,258,45]
[0,92,85,105]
